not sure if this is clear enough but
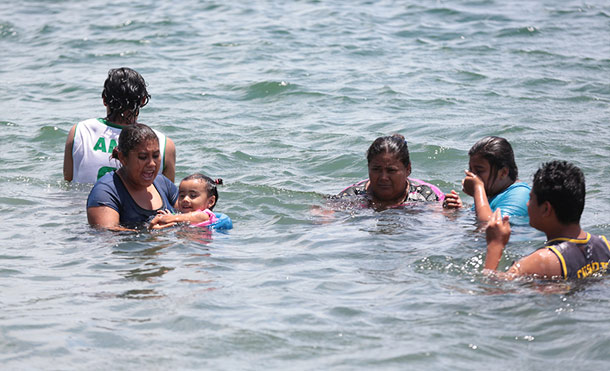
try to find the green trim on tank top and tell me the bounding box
[97,118,126,130]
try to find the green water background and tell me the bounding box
[1,0,609,369]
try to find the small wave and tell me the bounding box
[496,26,540,38]
[0,21,18,39]
[238,81,295,100]
[33,125,66,143]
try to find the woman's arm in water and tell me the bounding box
[483,209,562,279]
[87,205,136,232]
[462,170,492,222]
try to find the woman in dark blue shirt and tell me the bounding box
[87,123,178,230]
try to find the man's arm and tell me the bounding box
[63,124,77,181]
[162,137,176,182]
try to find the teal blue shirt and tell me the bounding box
[488,182,530,217]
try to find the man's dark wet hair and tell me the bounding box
[182,173,223,210]
[111,123,158,159]
[532,160,585,224]
[102,67,150,123]
[366,134,410,168]
[469,136,518,182]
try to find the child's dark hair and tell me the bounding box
[469,136,518,182]
[111,123,158,159]
[366,134,410,168]
[532,160,585,224]
[102,67,150,124]
[182,173,223,210]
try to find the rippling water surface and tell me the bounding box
[1,0,610,369]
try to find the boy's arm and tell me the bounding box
[483,209,511,271]
[484,209,563,280]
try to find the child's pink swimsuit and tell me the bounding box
[191,209,219,227]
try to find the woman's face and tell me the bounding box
[177,179,215,213]
[119,139,160,187]
[368,152,410,202]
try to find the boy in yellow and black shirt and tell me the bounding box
[484,160,610,279]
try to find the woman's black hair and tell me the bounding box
[366,134,410,167]
[532,160,585,224]
[102,67,150,124]
[182,173,223,210]
[111,123,158,159]
[468,136,518,182]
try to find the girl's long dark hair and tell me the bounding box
[468,136,518,182]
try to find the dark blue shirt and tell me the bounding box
[87,172,178,228]
[546,233,610,279]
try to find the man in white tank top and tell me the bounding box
[63,68,175,183]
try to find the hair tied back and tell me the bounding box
[214,178,223,185]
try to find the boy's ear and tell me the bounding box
[405,163,412,177]
[499,166,509,179]
[542,201,553,217]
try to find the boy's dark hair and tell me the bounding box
[469,136,518,182]
[102,67,150,123]
[532,160,585,224]
[182,173,223,210]
[366,134,410,168]
[111,123,158,159]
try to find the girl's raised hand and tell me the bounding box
[462,170,484,197]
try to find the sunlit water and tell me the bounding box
[1,0,610,369]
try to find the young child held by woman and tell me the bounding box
[149,173,232,230]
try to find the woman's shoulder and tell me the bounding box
[87,172,122,207]
[408,178,445,202]
[335,179,368,198]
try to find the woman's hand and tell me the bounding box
[149,209,175,229]
[462,170,485,197]
[443,190,463,208]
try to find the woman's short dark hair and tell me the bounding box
[532,160,585,224]
[102,67,150,123]
[468,136,518,181]
[366,134,410,168]
[182,173,223,210]
[112,123,158,159]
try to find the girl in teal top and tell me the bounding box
[444,136,530,222]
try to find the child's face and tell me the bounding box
[177,179,215,213]
[469,154,504,196]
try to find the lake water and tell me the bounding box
[1,0,610,369]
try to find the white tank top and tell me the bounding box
[71,118,167,183]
